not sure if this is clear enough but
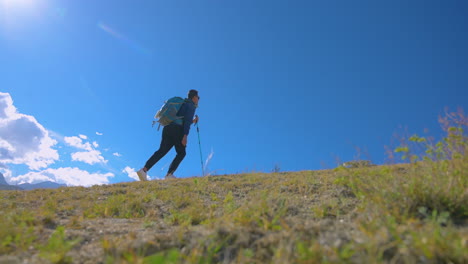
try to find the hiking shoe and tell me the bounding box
[137,169,148,181]
[165,173,176,179]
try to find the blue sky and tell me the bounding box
[1,0,467,186]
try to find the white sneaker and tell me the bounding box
[165,173,176,179]
[137,169,148,181]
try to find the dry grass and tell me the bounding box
[1,164,466,264]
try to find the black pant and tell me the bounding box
[144,124,186,174]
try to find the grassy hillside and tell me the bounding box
[1,112,467,264]
[1,163,466,264]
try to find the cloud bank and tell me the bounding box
[0,92,127,186]
[0,92,59,170]
[10,167,114,187]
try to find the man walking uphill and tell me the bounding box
[137,90,200,181]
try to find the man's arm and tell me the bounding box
[181,103,196,146]
[183,103,195,136]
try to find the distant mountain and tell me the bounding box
[0,173,8,185]
[0,184,22,191]
[0,173,20,190]
[0,173,66,191]
[18,181,67,190]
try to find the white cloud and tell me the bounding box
[204,148,214,172]
[122,166,138,181]
[64,136,107,165]
[9,167,114,187]
[0,92,59,170]
[113,152,122,157]
[71,150,107,165]
[79,134,88,140]
[64,136,93,151]
[96,132,103,136]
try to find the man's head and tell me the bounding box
[188,89,200,105]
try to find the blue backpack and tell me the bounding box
[152,97,187,130]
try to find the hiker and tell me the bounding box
[137,90,200,180]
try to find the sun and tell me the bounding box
[0,0,44,22]
[0,0,37,8]
[2,0,33,5]
[1,0,38,10]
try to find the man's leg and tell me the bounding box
[167,128,186,175]
[144,126,174,171]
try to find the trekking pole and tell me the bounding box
[196,121,205,176]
